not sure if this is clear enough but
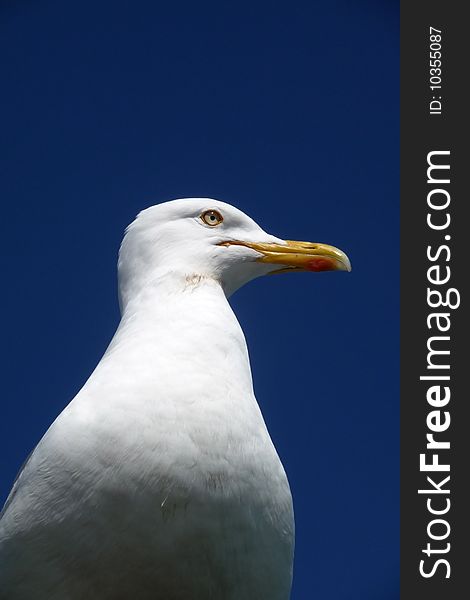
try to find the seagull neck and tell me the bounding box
[118,268,229,313]
[94,271,256,409]
[114,272,244,347]
[103,272,254,393]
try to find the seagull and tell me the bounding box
[0,198,351,600]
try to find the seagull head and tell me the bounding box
[118,198,351,308]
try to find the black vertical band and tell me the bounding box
[401,3,467,598]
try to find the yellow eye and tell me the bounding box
[201,210,223,227]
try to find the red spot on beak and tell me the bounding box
[306,257,335,272]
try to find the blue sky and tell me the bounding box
[1,1,399,598]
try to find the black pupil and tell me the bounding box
[204,211,220,224]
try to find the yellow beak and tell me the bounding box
[220,240,351,273]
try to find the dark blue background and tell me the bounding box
[0,1,399,598]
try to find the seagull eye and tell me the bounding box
[201,210,223,227]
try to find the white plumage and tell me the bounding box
[0,198,350,599]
